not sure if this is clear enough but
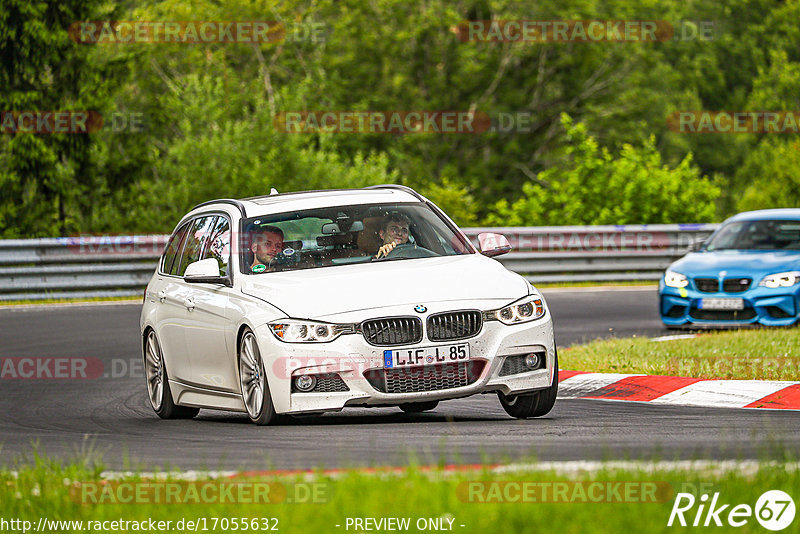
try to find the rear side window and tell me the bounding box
[161,222,190,274]
[201,216,231,275]
[176,216,218,276]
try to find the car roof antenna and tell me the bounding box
[269,188,279,195]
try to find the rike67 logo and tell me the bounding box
[668,490,795,530]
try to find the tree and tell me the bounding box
[0,0,126,237]
[736,139,800,212]
[732,49,800,212]
[485,114,719,226]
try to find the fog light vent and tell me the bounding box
[294,375,316,392]
[524,353,540,369]
[499,352,546,376]
[292,373,350,393]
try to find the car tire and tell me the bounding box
[143,329,199,420]
[399,400,439,413]
[498,349,559,419]
[238,328,278,425]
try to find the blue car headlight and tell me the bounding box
[759,271,800,289]
[664,270,689,288]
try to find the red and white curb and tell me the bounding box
[558,371,800,410]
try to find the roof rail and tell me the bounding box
[190,198,248,218]
[364,184,426,202]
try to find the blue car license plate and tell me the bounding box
[698,298,745,310]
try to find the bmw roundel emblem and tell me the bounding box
[414,305,427,313]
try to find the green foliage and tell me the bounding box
[730,49,800,213]
[99,69,398,232]
[485,114,719,226]
[0,0,126,237]
[419,177,479,227]
[736,139,800,212]
[2,0,800,236]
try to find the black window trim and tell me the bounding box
[161,221,191,275]
[159,211,235,285]
[190,198,247,218]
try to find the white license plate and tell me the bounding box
[699,298,745,310]
[384,344,470,369]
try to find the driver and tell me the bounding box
[375,214,411,259]
[249,225,284,272]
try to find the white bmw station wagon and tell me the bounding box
[140,185,558,425]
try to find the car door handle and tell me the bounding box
[157,290,167,303]
[183,297,195,311]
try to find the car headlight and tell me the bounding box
[268,320,354,343]
[486,295,546,325]
[759,271,800,289]
[664,270,689,288]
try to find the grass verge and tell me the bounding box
[0,296,140,307]
[561,328,800,380]
[536,280,658,289]
[2,457,799,533]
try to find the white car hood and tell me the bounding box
[240,254,528,320]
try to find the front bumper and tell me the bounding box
[254,313,556,414]
[659,283,800,327]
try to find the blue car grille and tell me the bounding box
[693,277,752,293]
[689,309,757,321]
[766,306,793,319]
[665,305,686,318]
[694,278,719,292]
[722,277,751,292]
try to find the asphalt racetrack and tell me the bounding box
[2,287,798,470]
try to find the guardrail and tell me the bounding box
[0,224,718,301]
[465,223,718,283]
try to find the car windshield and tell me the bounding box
[705,219,800,251]
[240,202,473,273]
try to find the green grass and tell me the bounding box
[0,296,140,307]
[3,456,799,533]
[562,328,800,380]
[535,280,658,289]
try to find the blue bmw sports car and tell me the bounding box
[660,209,800,328]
